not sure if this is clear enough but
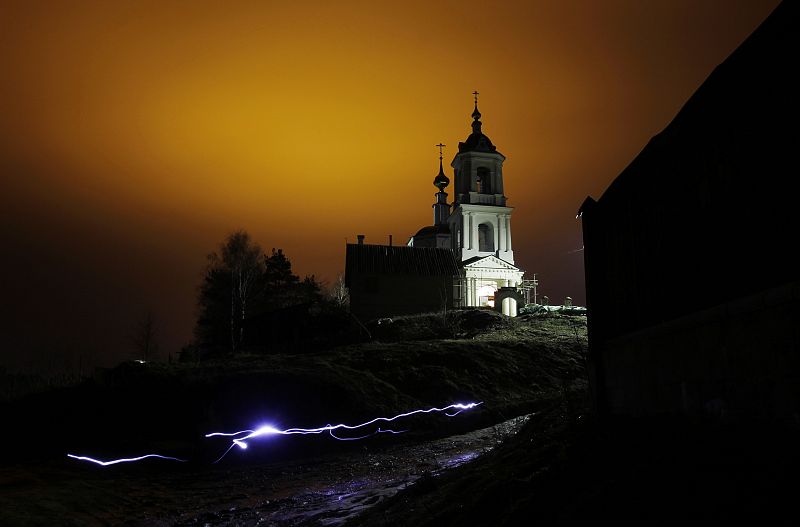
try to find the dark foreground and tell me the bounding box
[0,312,588,525]
[4,311,796,525]
[0,415,529,526]
[354,399,800,526]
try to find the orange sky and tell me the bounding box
[0,0,780,370]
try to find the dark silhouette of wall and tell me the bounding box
[580,1,799,419]
[345,244,460,321]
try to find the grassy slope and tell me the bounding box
[1,310,587,463]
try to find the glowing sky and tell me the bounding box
[0,0,780,369]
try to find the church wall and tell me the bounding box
[435,235,450,250]
[453,157,471,199]
[450,205,515,264]
[348,273,456,321]
[452,152,506,206]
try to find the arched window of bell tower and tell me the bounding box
[478,222,494,252]
[477,167,491,194]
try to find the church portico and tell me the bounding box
[458,254,524,314]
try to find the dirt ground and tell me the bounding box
[0,312,589,525]
[0,415,530,526]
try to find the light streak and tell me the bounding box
[207,402,482,462]
[67,402,482,466]
[67,453,186,466]
[328,427,405,441]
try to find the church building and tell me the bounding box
[346,94,526,320]
[409,94,525,316]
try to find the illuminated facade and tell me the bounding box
[409,97,525,315]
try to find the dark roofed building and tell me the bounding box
[580,1,799,419]
[345,242,461,321]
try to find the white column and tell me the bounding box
[463,213,470,250]
[498,215,506,251]
[470,277,477,306]
[493,220,500,253]
[470,214,477,250]
[505,215,512,251]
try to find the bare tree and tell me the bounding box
[131,310,159,362]
[327,274,349,308]
[207,230,263,353]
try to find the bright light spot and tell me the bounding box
[477,285,496,307]
[207,402,483,462]
[254,425,281,436]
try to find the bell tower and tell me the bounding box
[450,91,507,207]
[447,92,516,264]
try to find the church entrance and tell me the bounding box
[476,284,496,307]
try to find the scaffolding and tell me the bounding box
[519,274,539,305]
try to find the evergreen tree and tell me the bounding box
[264,248,299,291]
[264,248,296,309]
[195,235,322,355]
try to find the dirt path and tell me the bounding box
[0,415,530,526]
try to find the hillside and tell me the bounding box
[5,310,582,458]
[0,310,587,524]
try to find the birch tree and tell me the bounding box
[198,230,264,353]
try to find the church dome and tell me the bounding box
[433,157,450,191]
[414,224,450,237]
[457,100,501,154]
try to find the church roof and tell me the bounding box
[461,254,522,271]
[413,224,450,238]
[458,130,499,154]
[345,243,461,279]
[457,102,502,155]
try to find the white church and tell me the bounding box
[408,95,526,316]
[345,94,528,319]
